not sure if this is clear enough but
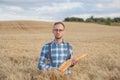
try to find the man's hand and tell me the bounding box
[71,58,78,66]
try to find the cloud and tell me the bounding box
[31,2,83,14]
[0,14,55,21]
[7,6,23,12]
[0,0,120,21]
[71,12,120,20]
[94,13,120,18]
[70,14,93,20]
[0,8,2,12]
[0,0,46,2]
[96,4,104,9]
[90,3,105,12]
[112,0,120,8]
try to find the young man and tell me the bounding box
[38,22,77,74]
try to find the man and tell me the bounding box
[38,22,77,74]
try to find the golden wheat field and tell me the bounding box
[0,21,120,80]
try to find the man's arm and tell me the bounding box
[38,45,52,70]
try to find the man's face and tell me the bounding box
[53,24,65,39]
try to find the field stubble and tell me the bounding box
[0,21,120,80]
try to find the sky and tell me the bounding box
[0,0,120,21]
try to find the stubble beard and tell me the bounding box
[55,36,62,40]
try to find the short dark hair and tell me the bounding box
[54,22,65,29]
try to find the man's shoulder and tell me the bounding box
[66,42,72,46]
[44,40,73,47]
[46,41,53,45]
[43,41,53,47]
[63,40,72,45]
[64,41,73,50]
[42,42,51,48]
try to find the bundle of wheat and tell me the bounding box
[59,53,87,72]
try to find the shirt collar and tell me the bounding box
[52,39,66,45]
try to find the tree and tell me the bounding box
[113,17,120,22]
[63,17,84,22]
[86,16,94,22]
[105,18,111,25]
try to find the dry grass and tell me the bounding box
[0,21,120,80]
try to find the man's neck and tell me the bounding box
[55,39,63,44]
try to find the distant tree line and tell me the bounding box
[63,16,120,25]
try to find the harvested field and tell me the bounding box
[0,21,120,80]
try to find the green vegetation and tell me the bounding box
[63,16,120,26]
[64,17,84,22]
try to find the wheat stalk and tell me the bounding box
[59,53,87,72]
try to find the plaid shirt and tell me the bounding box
[38,40,73,74]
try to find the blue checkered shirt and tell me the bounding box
[38,40,73,74]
